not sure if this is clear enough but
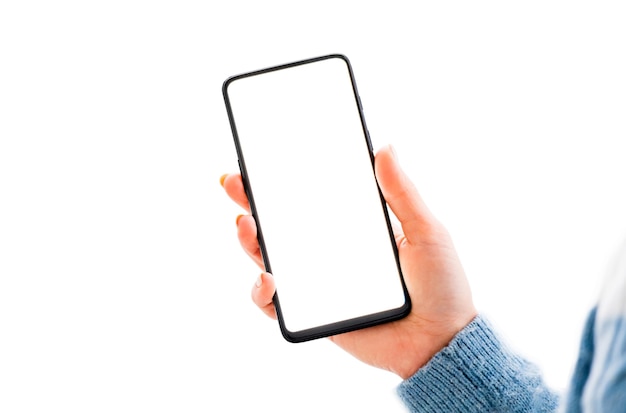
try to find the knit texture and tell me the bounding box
[397,315,559,412]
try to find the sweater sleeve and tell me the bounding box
[397,315,559,413]
[574,239,626,411]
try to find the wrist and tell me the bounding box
[394,312,478,380]
[397,315,559,411]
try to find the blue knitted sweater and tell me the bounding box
[397,241,626,412]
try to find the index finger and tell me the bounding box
[221,173,251,212]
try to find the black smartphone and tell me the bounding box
[223,54,411,342]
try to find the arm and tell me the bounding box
[398,315,559,413]
[400,238,626,413]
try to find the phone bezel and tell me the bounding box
[223,54,411,342]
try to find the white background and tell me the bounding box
[1,1,625,412]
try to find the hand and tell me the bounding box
[221,145,477,379]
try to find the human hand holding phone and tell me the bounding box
[222,145,477,379]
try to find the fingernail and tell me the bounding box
[255,274,263,288]
[236,214,244,225]
[219,174,228,187]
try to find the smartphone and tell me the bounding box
[223,54,410,342]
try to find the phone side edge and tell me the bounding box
[222,76,273,275]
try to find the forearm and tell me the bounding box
[397,315,559,413]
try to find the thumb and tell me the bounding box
[375,145,437,245]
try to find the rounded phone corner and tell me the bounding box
[326,53,350,63]
[222,75,240,99]
[399,295,412,318]
[276,319,312,344]
[279,327,304,344]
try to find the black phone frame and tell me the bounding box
[222,54,411,343]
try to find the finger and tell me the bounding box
[237,214,264,269]
[222,173,251,212]
[374,145,437,245]
[251,272,277,320]
[391,221,405,246]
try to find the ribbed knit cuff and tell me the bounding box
[397,315,559,413]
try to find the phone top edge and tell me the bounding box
[223,53,351,88]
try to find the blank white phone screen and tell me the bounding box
[226,56,406,334]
